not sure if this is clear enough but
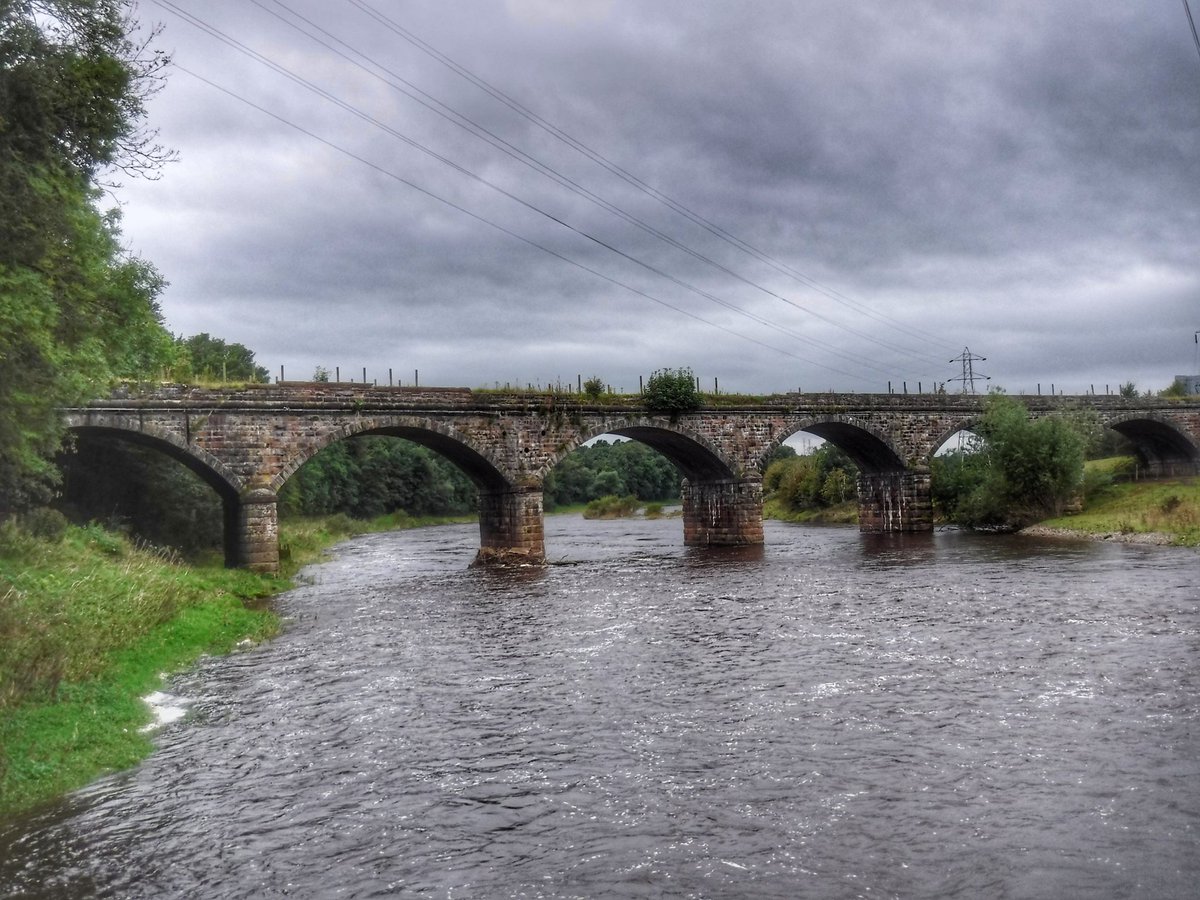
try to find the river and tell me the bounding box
[1,517,1198,899]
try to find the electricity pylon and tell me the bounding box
[949,347,990,394]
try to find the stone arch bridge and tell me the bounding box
[62,384,1200,573]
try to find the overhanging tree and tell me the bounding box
[0,0,176,512]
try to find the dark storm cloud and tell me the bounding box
[117,0,1200,393]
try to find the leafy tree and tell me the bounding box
[1118,381,1138,398]
[582,376,605,399]
[0,1,176,513]
[176,333,269,383]
[934,395,1085,529]
[278,437,476,520]
[643,367,702,414]
[763,444,858,512]
[588,469,625,498]
[543,439,681,509]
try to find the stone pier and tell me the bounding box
[681,478,765,546]
[475,486,546,565]
[234,488,280,573]
[857,470,933,533]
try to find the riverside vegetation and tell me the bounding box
[0,509,486,818]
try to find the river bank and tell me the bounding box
[0,511,476,819]
[1027,475,1200,547]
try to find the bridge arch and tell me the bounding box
[765,416,908,474]
[1102,412,1200,476]
[269,415,513,495]
[541,417,760,549]
[541,417,736,482]
[62,422,249,567]
[64,422,244,501]
[927,417,985,465]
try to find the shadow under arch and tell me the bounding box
[64,424,245,565]
[1103,413,1200,475]
[767,416,907,474]
[269,416,512,495]
[66,424,242,502]
[543,418,736,482]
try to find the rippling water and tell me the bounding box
[2,519,1198,899]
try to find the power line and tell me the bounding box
[343,0,961,357]
[947,347,989,394]
[1184,0,1200,62]
[149,0,933,381]
[167,62,873,383]
[245,0,947,369]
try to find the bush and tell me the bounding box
[582,376,605,399]
[643,367,702,414]
[20,507,68,543]
[934,395,1086,529]
[583,494,640,519]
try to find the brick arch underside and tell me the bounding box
[556,421,735,482]
[1106,416,1200,471]
[270,421,511,495]
[66,424,242,503]
[780,419,907,474]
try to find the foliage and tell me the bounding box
[57,435,226,557]
[18,506,68,542]
[582,494,641,519]
[643,367,702,414]
[0,520,279,814]
[763,444,858,514]
[933,395,1085,529]
[312,366,331,382]
[1160,378,1190,398]
[0,1,176,513]
[279,436,476,520]
[174,333,269,383]
[544,439,680,509]
[1118,381,1138,398]
[582,376,605,399]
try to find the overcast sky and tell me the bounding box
[114,0,1200,395]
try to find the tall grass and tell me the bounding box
[0,523,280,815]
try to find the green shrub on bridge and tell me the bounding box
[643,368,702,414]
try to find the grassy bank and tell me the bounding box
[764,497,858,525]
[1034,474,1200,546]
[0,524,282,817]
[0,511,476,818]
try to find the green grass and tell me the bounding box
[0,524,281,816]
[763,497,859,525]
[1040,474,1200,546]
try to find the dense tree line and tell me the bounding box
[279,438,476,519]
[543,439,680,508]
[171,333,269,383]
